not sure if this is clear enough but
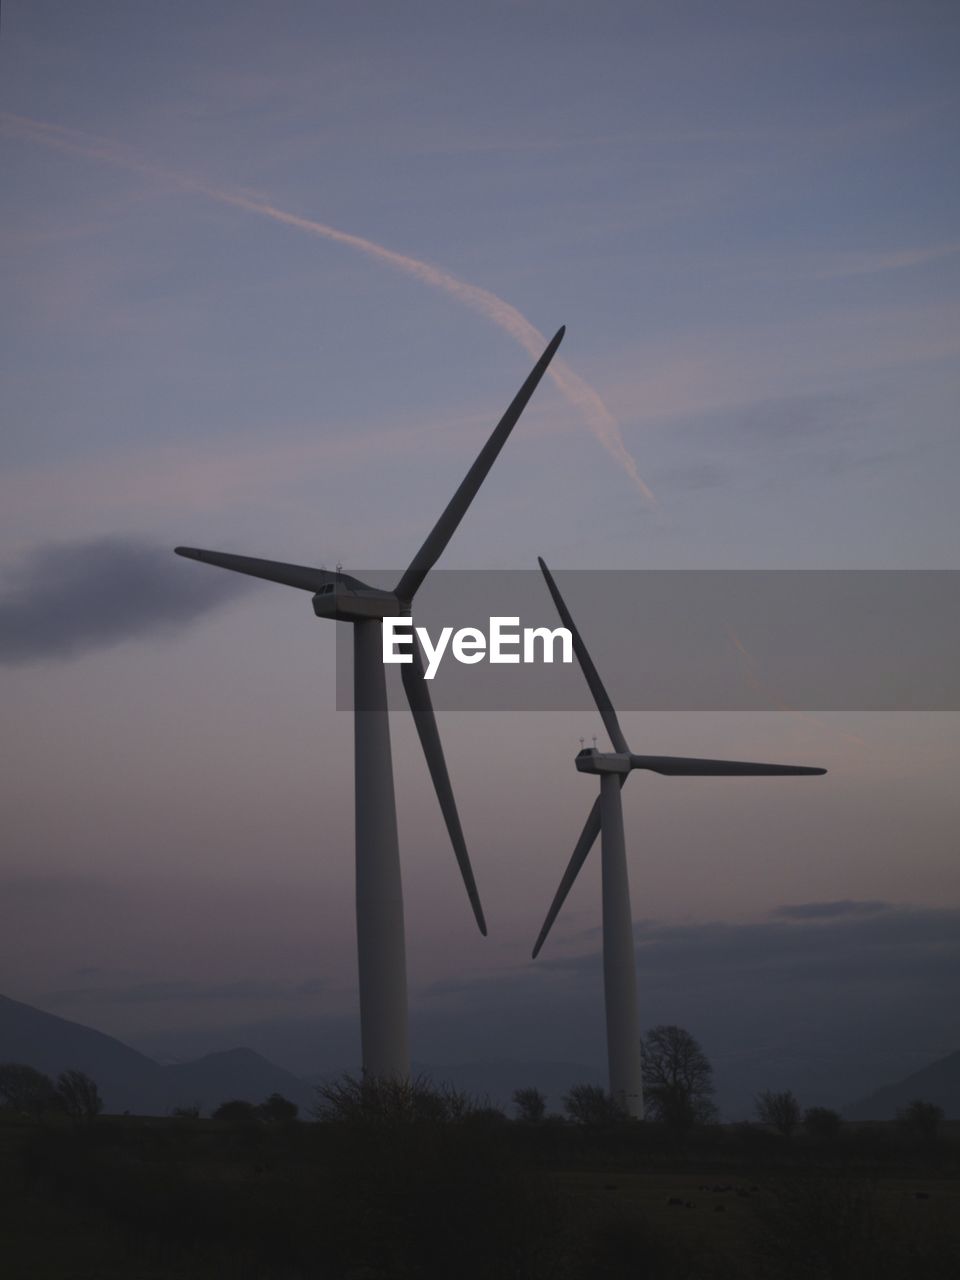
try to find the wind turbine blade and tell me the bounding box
[395,326,565,601]
[630,755,826,776]
[401,638,487,935]
[175,547,337,593]
[538,557,630,755]
[532,784,625,958]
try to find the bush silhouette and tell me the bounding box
[562,1083,624,1126]
[514,1086,547,1123]
[56,1069,102,1122]
[803,1105,842,1140]
[756,1088,802,1137]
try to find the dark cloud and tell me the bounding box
[774,899,888,920]
[47,977,324,1006]
[670,392,915,484]
[0,536,253,664]
[733,393,860,442]
[546,902,960,986]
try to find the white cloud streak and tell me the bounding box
[1,112,653,500]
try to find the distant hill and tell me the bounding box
[0,993,315,1115]
[844,1048,960,1120]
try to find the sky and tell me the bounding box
[2,1,959,1113]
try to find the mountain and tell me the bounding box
[843,1049,960,1120]
[166,1047,315,1114]
[0,993,315,1115]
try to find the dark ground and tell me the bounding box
[1,1113,958,1279]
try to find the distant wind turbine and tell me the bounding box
[176,328,565,1081]
[531,557,826,1118]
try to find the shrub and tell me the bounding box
[0,1063,63,1120]
[562,1084,625,1126]
[56,1069,103,1122]
[896,1098,944,1140]
[802,1106,842,1140]
[313,1073,481,1125]
[513,1086,547,1123]
[257,1092,298,1123]
[212,1099,259,1124]
[756,1089,802,1137]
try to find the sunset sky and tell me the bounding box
[2,1,958,1113]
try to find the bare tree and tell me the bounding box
[641,1026,716,1128]
[513,1086,546,1123]
[755,1089,802,1137]
[313,1073,476,1125]
[56,1069,103,1121]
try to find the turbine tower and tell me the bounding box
[175,327,565,1081]
[532,558,825,1118]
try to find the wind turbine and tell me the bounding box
[532,558,825,1118]
[175,327,565,1082]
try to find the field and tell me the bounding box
[1,1113,958,1279]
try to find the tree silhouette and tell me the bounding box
[513,1086,547,1123]
[56,1069,102,1121]
[313,1073,477,1125]
[897,1098,944,1140]
[641,1025,716,1127]
[802,1106,842,1139]
[756,1089,802,1137]
[0,1063,62,1120]
[562,1084,624,1125]
[212,1099,259,1124]
[257,1092,299,1122]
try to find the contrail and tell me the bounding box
[1,112,653,500]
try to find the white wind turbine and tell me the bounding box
[532,558,826,1118]
[175,328,565,1081]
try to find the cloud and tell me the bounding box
[0,111,653,501]
[774,899,888,920]
[0,536,253,664]
[812,241,960,280]
[47,977,324,1006]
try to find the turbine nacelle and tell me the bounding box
[575,747,631,774]
[310,576,404,622]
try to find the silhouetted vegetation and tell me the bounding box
[257,1091,299,1123]
[513,1085,547,1123]
[562,1082,625,1126]
[312,1071,482,1125]
[802,1106,843,1140]
[641,1024,718,1128]
[897,1098,945,1141]
[56,1069,103,1122]
[1,1066,958,1278]
[211,1098,260,1124]
[756,1089,802,1137]
[0,1063,63,1120]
